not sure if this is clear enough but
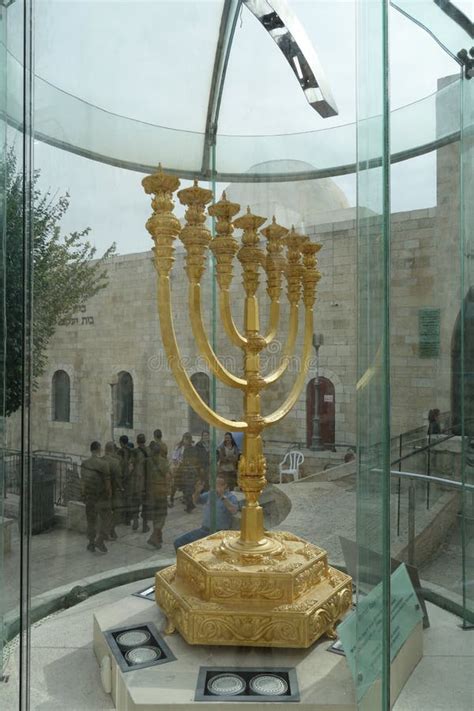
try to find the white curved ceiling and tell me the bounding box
[5,0,463,180]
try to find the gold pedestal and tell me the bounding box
[155,530,352,648]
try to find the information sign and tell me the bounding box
[337,564,423,701]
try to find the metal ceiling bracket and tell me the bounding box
[457,47,474,79]
[434,0,473,39]
[243,0,338,118]
[392,1,473,63]
[201,0,243,177]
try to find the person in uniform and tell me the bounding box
[117,434,133,525]
[80,441,111,553]
[153,428,169,459]
[130,433,150,532]
[180,432,199,513]
[195,430,210,490]
[103,441,123,540]
[146,440,171,548]
[169,434,186,507]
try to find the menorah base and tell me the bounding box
[155,530,352,648]
[219,532,285,557]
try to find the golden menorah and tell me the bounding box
[142,166,351,649]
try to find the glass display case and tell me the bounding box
[1,1,473,709]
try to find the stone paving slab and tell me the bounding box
[2,580,471,711]
[2,473,461,618]
[3,496,210,612]
[2,484,288,614]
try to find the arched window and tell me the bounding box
[189,372,210,435]
[52,370,70,422]
[115,371,134,428]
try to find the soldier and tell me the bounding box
[169,434,186,508]
[153,428,169,459]
[146,440,171,548]
[130,433,150,532]
[80,441,111,553]
[103,441,123,539]
[179,432,199,513]
[195,430,210,490]
[117,434,132,525]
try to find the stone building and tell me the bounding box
[5,99,462,461]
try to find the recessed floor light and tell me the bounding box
[250,673,289,696]
[104,623,176,673]
[195,667,299,702]
[116,630,151,647]
[207,673,246,696]
[125,646,161,665]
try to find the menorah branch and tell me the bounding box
[189,283,246,389]
[263,300,280,344]
[220,290,247,347]
[157,275,247,432]
[264,305,314,426]
[264,303,299,386]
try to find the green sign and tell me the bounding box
[337,564,423,702]
[419,308,440,358]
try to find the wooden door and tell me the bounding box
[319,377,335,449]
[306,377,336,449]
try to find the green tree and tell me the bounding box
[5,149,115,416]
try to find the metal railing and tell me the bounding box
[389,468,473,566]
[391,416,470,536]
[3,449,78,507]
[365,466,474,628]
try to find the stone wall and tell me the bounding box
[5,72,465,461]
[6,200,460,461]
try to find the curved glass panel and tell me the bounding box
[2,3,474,711]
[4,45,463,181]
[0,2,7,697]
[392,1,472,60]
[1,1,34,708]
[460,74,474,626]
[354,1,391,707]
[34,0,226,132]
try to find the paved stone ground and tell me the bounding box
[1,471,467,615]
[419,524,474,602]
[2,581,473,711]
[2,494,231,612]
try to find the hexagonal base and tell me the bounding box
[155,531,352,648]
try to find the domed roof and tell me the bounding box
[226,160,349,228]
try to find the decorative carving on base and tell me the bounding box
[155,531,352,648]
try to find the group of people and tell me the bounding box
[80,429,170,553]
[80,428,242,553]
[169,430,240,510]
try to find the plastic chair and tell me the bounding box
[278,450,304,483]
